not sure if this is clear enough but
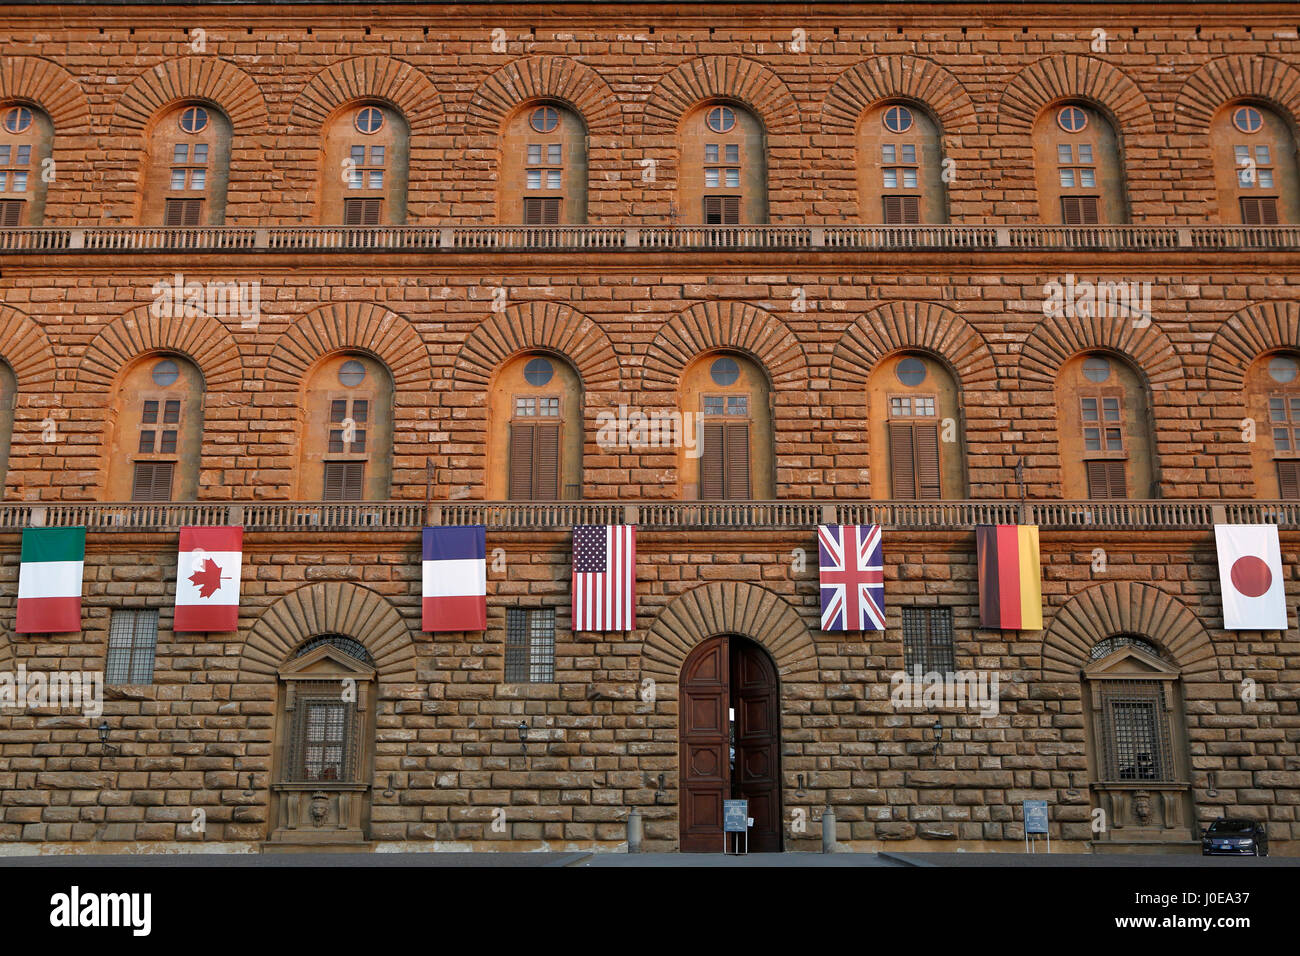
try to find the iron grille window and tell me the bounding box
[901,606,955,673]
[505,607,556,682]
[287,680,359,783]
[292,634,374,665]
[105,608,159,684]
[1097,680,1174,783]
[1089,635,1165,661]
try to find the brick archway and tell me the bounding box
[639,582,818,687]
[829,300,998,391]
[264,301,433,391]
[641,300,807,391]
[820,56,978,137]
[112,56,268,132]
[290,55,444,133]
[1041,582,1220,683]
[1174,55,1300,132]
[0,305,56,389]
[642,56,801,136]
[452,300,622,391]
[997,54,1156,133]
[0,56,91,132]
[1018,312,1183,388]
[237,582,418,684]
[1206,301,1300,389]
[465,56,623,137]
[75,303,244,392]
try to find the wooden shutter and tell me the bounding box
[0,200,23,227]
[882,196,902,224]
[914,421,942,499]
[700,422,726,499]
[533,423,560,499]
[1086,460,1127,500]
[1241,197,1279,225]
[889,421,917,499]
[343,198,381,226]
[1061,196,1100,225]
[724,423,751,499]
[722,196,740,224]
[508,423,534,499]
[164,199,201,226]
[131,461,174,502]
[323,462,364,501]
[1278,460,1300,500]
[884,196,920,225]
[703,196,722,224]
[524,198,561,225]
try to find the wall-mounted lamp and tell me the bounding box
[925,719,944,755]
[1207,771,1218,798]
[97,720,120,756]
[242,773,256,797]
[383,773,396,799]
[517,720,529,752]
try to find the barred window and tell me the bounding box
[902,606,955,673]
[505,607,556,682]
[105,609,158,684]
[1097,680,1174,783]
[286,680,360,783]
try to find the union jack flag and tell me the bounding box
[818,524,885,631]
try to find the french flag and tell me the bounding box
[422,526,487,632]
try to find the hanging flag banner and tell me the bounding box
[818,524,885,631]
[977,524,1043,630]
[174,526,243,632]
[423,525,487,632]
[1215,524,1287,631]
[572,525,636,631]
[17,526,85,633]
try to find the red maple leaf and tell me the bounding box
[188,558,226,599]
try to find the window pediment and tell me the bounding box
[278,643,376,681]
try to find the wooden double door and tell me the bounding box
[679,635,782,852]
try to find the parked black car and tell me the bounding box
[1202,818,1269,857]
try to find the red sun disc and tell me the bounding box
[1230,555,1272,598]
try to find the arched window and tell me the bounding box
[321,102,410,225]
[680,353,772,500]
[1243,351,1300,498]
[105,354,205,501]
[858,102,948,224]
[867,351,966,499]
[1056,352,1156,500]
[297,352,394,501]
[680,103,768,225]
[0,361,14,493]
[500,102,588,225]
[0,103,53,226]
[142,102,231,226]
[488,352,582,500]
[1211,102,1300,225]
[1034,102,1127,224]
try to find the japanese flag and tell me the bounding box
[1215,524,1288,631]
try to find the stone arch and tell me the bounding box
[997,55,1156,134]
[641,301,808,391]
[111,56,268,132]
[290,56,444,133]
[0,633,14,678]
[0,305,56,388]
[0,56,91,132]
[237,582,417,682]
[76,303,244,391]
[264,301,433,391]
[452,300,621,391]
[821,56,978,137]
[640,582,818,685]
[1042,582,1220,682]
[1018,313,1182,388]
[829,300,997,390]
[1174,55,1300,132]
[642,56,801,136]
[1206,301,1300,389]
[465,56,622,137]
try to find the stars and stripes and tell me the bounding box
[818,524,885,631]
[572,525,636,631]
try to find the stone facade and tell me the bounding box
[0,0,1298,854]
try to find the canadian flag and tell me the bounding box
[1215,524,1288,631]
[174,526,243,633]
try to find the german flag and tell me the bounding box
[977,525,1043,630]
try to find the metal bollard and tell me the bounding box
[822,806,837,853]
[627,807,643,853]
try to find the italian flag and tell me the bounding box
[17,527,85,633]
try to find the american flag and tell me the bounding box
[818,524,885,631]
[572,525,636,631]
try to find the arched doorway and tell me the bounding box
[679,635,781,852]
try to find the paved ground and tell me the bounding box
[0,850,1292,866]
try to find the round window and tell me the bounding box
[1056,105,1088,133]
[179,105,209,134]
[338,359,367,387]
[895,356,927,386]
[706,106,736,134]
[1268,354,1299,384]
[1082,356,1112,383]
[355,106,384,135]
[709,356,740,387]
[883,105,914,134]
[3,106,32,134]
[151,358,180,387]
[1232,106,1264,134]
[524,357,554,386]
[529,106,559,133]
